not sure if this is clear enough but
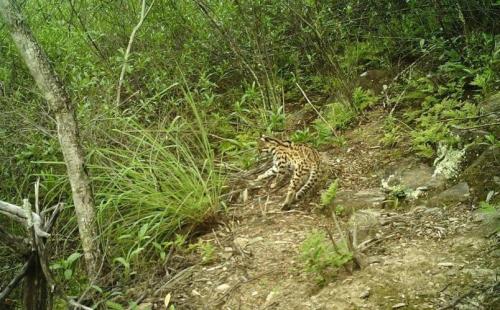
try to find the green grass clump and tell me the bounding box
[300,230,352,286]
[92,102,222,264]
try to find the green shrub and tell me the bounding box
[323,102,356,130]
[300,230,352,285]
[409,98,479,158]
[352,87,380,111]
[321,179,339,207]
[381,116,403,147]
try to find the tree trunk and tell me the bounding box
[0,0,101,279]
[23,254,49,310]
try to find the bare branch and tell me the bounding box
[23,199,55,293]
[67,298,93,310]
[116,0,156,106]
[296,82,338,137]
[44,203,63,232]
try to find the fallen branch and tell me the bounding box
[24,198,55,293]
[44,203,62,232]
[154,265,196,296]
[357,234,396,252]
[442,111,499,122]
[0,196,63,305]
[67,298,93,310]
[0,200,50,238]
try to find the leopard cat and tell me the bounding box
[255,135,321,210]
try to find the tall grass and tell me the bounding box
[91,95,223,258]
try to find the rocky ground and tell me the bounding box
[139,109,499,309]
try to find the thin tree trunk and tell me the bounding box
[0,0,101,278]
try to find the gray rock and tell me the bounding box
[359,289,371,299]
[429,182,470,206]
[392,303,406,309]
[461,146,500,201]
[336,189,386,212]
[348,210,382,245]
[137,303,153,310]
[382,160,446,191]
[216,283,231,293]
[422,207,442,215]
[481,92,500,136]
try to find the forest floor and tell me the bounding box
[140,108,499,310]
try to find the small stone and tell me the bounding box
[359,289,371,299]
[224,247,233,252]
[234,237,250,248]
[137,303,153,310]
[220,251,232,259]
[438,262,454,267]
[191,289,201,297]
[472,212,487,222]
[429,182,470,206]
[265,291,276,302]
[216,283,230,293]
[392,303,406,309]
[423,207,441,215]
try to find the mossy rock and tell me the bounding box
[480,92,500,137]
[461,146,500,202]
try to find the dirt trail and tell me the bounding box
[159,109,499,310]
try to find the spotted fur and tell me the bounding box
[256,135,321,209]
